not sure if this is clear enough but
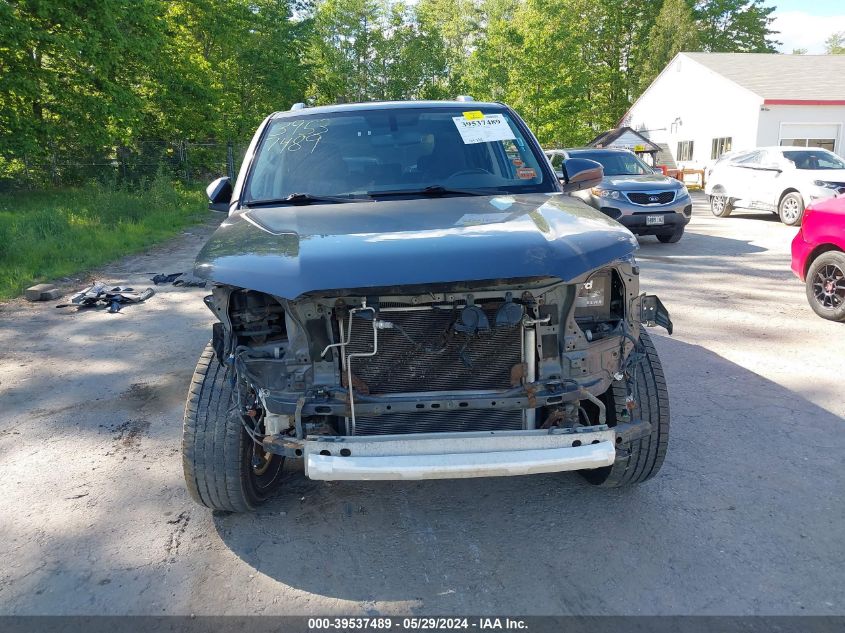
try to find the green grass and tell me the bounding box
[0,175,208,300]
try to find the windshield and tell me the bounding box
[569,151,652,176]
[244,107,552,203]
[781,149,845,170]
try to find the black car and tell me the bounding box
[184,99,673,512]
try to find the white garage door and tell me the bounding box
[779,123,840,152]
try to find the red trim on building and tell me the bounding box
[763,99,845,106]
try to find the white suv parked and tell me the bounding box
[705,146,845,225]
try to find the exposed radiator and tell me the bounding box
[344,305,522,395]
[355,409,523,436]
[342,304,525,436]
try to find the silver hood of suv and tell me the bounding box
[602,174,684,191]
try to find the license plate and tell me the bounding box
[646,215,665,226]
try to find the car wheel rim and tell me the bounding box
[782,197,800,222]
[812,263,845,309]
[712,196,724,212]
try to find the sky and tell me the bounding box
[766,0,845,54]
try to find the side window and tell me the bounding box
[711,137,732,159]
[815,152,844,169]
[677,141,694,161]
[549,154,564,170]
[735,151,762,166]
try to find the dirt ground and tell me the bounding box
[1,193,843,615]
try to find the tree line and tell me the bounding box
[1,0,780,185]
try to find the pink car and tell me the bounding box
[791,196,845,321]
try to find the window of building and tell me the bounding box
[677,140,694,161]
[780,138,836,153]
[711,137,732,159]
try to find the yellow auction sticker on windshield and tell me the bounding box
[462,111,484,120]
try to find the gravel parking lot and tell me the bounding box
[1,192,843,616]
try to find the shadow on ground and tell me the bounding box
[211,334,844,614]
[636,230,768,258]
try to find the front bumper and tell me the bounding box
[615,211,691,236]
[585,193,693,236]
[301,428,617,481]
[791,228,813,280]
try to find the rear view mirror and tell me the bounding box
[206,177,232,213]
[560,158,603,193]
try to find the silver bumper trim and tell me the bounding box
[303,429,616,481]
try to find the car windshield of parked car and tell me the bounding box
[244,107,552,203]
[781,150,845,170]
[570,151,651,176]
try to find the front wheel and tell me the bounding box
[710,194,732,217]
[182,343,284,512]
[778,192,805,226]
[656,228,684,243]
[806,251,845,322]
[581,329,670,487]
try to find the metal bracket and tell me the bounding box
[613,419,652,444]
[640,294,673,335]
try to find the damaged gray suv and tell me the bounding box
[183,99,673,512]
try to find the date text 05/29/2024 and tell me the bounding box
[307,617,529,630]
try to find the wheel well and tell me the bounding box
[710,185,726,196]
[805,244,844,278]
[778,188,801,206]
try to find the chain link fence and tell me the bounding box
[3,140,249,190]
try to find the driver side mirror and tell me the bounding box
[206,177,232,213]
[560,158,603,193]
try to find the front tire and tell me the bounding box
[656,228,684,243]
[806,251,845,322]
[778,192,805,226]
[182,343,284,512]
[710,194,732,217]
[581,329,670,487]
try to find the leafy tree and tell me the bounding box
[825,31,845,54]
[462,0,520,102]
[307,0,384,103]
[694,0,780,53]
[415,0,478,97]
[376,1,451,100]
[0,0,800,186]
[585,0,663,128]
[0,0,165,168]
[639,0,700,91]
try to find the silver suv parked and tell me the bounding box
[547,148,692,243]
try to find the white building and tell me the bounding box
[622,53,845,170]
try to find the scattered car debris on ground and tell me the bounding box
[150,272,207,288]
[25,283,63,302]
[56,282,155,313]
[151,272,183,285]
